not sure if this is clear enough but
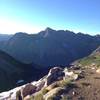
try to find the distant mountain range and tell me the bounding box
[0,34,13,41]
[0,28,100,67]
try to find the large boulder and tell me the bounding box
[22,83,37,98]
[63,67,78,80]
[36,81,45,91]
[44,87,65,100]
[45,67,65,86]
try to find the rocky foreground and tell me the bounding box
[0,67,79,100]
[1,66,100,100]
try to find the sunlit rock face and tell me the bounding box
[45,67,65,86]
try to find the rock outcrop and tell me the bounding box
[45,67,65,86]
[0,66,79,100]
[22,84,37,98]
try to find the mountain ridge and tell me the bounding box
[0,28,100,67]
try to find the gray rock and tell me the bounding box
[22,83,37,98]
[45,67,65,86]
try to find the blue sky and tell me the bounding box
[0,0,100,35]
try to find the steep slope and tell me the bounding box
[0,28,100,67]
[75,46,100,67]
[0,49,33,92]
[0,50,24,92]
[0,50,47,92]
[64,47,100,100]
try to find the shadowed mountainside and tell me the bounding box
[0,28,100,67]
[0,50,48,92]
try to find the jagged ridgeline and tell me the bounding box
[0,28,100,67]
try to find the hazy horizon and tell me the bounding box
[0,0,100,35]
[0,27,99,36]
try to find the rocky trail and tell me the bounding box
[66,67,100,100]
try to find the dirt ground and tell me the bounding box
[66,68,100,100]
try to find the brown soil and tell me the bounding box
[66,68,100,100]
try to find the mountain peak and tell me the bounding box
[39,27,56,38]
[14,32,28,36]
[45,27,56,34]
[45,27,55,32]
[12,32,29,39]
